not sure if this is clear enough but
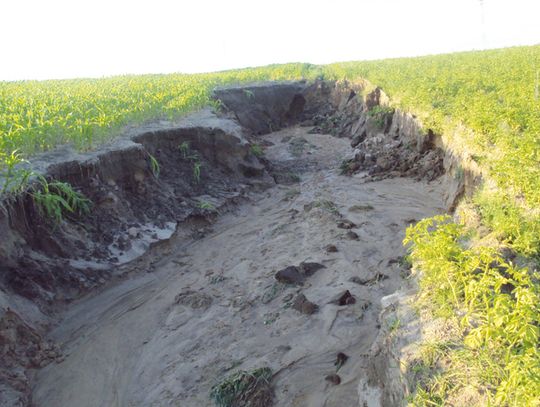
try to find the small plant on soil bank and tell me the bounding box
[339,159,353,175]
[197,200,215,211]
[0,150,32,196]
[243,89,255,99]
[210,367,273,407]
[177,142,203,183]
[367,105,394,129]
[32,175,92,224]
[179,141,190,158]
[148,154,160,179]
[312,199,339,215]
[193,161,202,183]
[0,151,92,225]
[250,143,264,157]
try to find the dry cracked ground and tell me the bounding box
[30,127,445,407]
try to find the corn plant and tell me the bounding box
[178,141,190,158]
[0,150,32,195]
[197,200,215,211]
[31,175,92,224]
[242,89,255,99]
[148,154,160,179]
[193,161,201,183]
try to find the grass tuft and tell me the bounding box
[250,143,264,157]
[210,367,273,407]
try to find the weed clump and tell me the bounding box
[250,143,264,157]
[311,199,339,215]
[210,367,273,407]
[32,176,92,224]
[176,141,203,183]
[367,105,394,129]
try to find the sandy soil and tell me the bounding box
[31,127,445,407]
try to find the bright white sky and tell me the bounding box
[1,0,539,81]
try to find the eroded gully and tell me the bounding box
[31,127,445,407]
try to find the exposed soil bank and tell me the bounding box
[0,80,462,406]
[0,109,268,405]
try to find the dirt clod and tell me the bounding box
[292,294,319,315]
[349,273,388,286]
[345,231,359,240]
[325,244,339,253]
[325,374,341,385]
[329,290,356,306]
[337,220,356,229]
[275,266,304,285]
[275,262,324,285]
[298,262,325,276]
[335,352,349,370]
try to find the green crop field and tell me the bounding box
[1,45,539,405]
[0,63,320,192]
[0,64,322,195]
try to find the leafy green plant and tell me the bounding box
[367,105,394,129]
[312,199,339,215]
[0,150,32,195]
[148,154,160,179]
[283,188,300,201]
[193,161,202,183]
[250,143,264,157]
[288,137,308,157]
[454,165,464,182]
[179,141,190,158]
[387,317,401,333]
[404,215,540,405]
[243,89,255,99]
[197,200,215,211]
[261,282,285,304]
[209,275,226,284]
[339,159,353,175]
[210,367,273,407]
[178,141,202,166]
[262,312,280,325]
[32,176,92,224]
[211,98,225,112]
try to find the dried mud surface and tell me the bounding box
[30,127,445,407]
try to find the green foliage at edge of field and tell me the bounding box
[323,46,540,208]
[404,216,540,406]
